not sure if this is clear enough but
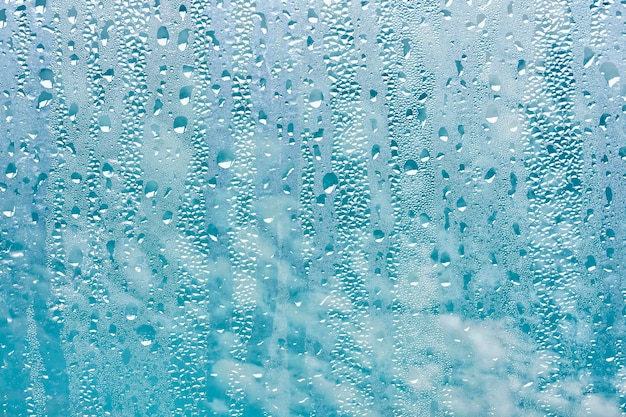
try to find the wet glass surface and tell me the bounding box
[0,0,625,415]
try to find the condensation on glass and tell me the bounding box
[0,0,624,416]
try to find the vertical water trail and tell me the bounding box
[374,1,452,415]
[520,0,622,414]
[47,1,176,414]
[0,2,61,414]
[220,1,262,415]
[165,1,215,414]
[575,0,626,411]
[315,2,377,414]
[25,305,46,416]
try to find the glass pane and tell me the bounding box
[1,0,624,415]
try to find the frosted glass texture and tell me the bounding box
[1,0,625,416]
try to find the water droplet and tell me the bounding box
[419,213,431,227]
[583,47,595,68]
[404,159,418,175]
[488,74,501,92]
[157,26,170,46]
[308,8,319,23]
[144,180,159,198]
[39,68,55,89]
[309,89,324,108]
[9,242,25,258]
[70,172,82,183]
[126,304,138,321]
[486,104,498,123]
[177,29,190,51]
[99,115,112,132]
[456,197,467,211]
[371,144,380,160]
[1,202,15,217]
[322,172,338,194]
[69,103,79,120]
[5,163,17,179]
[67,6,77,25]
[208,224,219,241]
[37,92,53,109]
[217,150,234,169]
[99,68,113,83]
[599,62,620,87]
[102,162,114,177]
[179,86,193,105]
[173,116,187,134]
[438,127,449,142]
[484,168,496,183]
[136,324,156,346]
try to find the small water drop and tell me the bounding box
[1,203,15,218]
[67,6,77,25]
[308,8,319,23]
[70,172,82,183]
[177,29,190,51]
[486,104,499,124]
[39,68,55,89]
[102,68,114,82]
[37,92,53,109]
[126,304,138,321]
[309,89,324,108]
[136,324,156,346]
[456,197,467,211]
[144,180,159,198]
[583,47,595,68]
[69,103,79,120]
[179,86,193,105]
[217,150,234,169]
[600,62,620,87]
[322,172,338,194]
[157,26,170,46]
[9,242,25,258]
[99,115,112,132]
[488,74,501,92]
[5,163,17,179]
[207,224,219,241]
[484,168,496,183]
[102,162,114,178]
[404,159,418,175]
[173,116,187,134]
[68,247,83,266]
[438,127,449,142]
[371,144,380,160]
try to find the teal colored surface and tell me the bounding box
[0,0,625,416]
